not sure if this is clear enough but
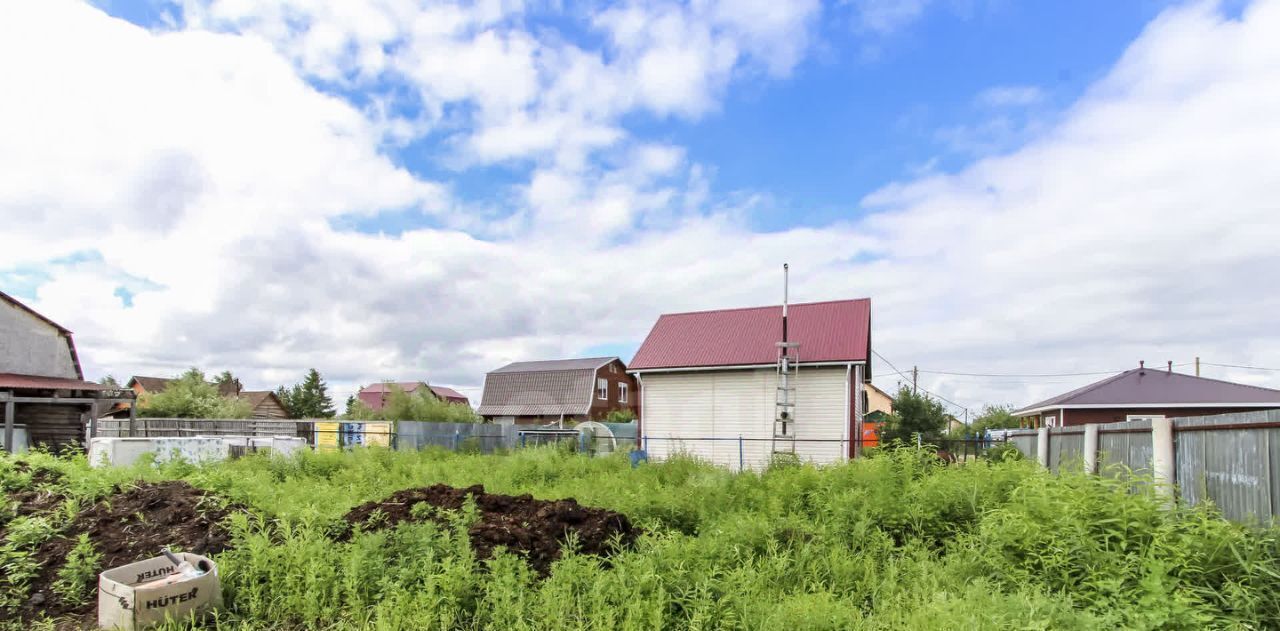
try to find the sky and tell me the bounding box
[2,0,1279,416]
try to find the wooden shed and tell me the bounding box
[1,291,133,452]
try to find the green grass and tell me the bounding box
[3,447,1279,630]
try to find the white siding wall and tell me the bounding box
[641,366,851,470]
[0,301,77,378]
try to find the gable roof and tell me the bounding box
[1014,368,1280,416]
[242,390,284,410]
[477,357,619,417]
[490,357,617,373]
[128,375,243,397]
[629,299,871,371]
[428,385,469,402]
[128,376,173,393]
[359,381,426,394]
[0,290,83,380]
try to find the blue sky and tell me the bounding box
[4,0,1279,409]
[93,0,1182,234]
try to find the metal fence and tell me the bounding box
[94,418,642,455]
[639,436,1007,472]
[1006,410,1280,523]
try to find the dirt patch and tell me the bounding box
[16,480,244,626]
[341,484,640,576]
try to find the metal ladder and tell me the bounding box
[773,341,800,454]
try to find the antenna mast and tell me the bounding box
[773,263,800,457]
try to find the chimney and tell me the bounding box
[1167,361,1172,373]
[1139,360,1145,374]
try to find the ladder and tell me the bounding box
[772,341,800,454]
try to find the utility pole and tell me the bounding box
[1195,356,1200,377]
[912,366,918,394]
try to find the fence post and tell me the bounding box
[1083,423,1100,474]
[1151,417,1176,505]
[1036,427,1050,468]
[520,432,527,448]
[453,430,460,452]
[915,433,922,448]
[738,435,744,472]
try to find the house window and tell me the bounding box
[597,378,608,400]
[1126,414,1166,424]
[619,382,628,403]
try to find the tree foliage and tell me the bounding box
[98,375,120,389]
[346,384,477,423]
[277,368,336,419]
[137,368,253,418]
[879,386,949,444]
[971,404,1022,435]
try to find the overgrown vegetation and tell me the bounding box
[137,368,253,419]
[346,384,479,423]
[3,446,1279,629]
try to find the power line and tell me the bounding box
[872,351,972,414]
[1202,362,1280,372]
[916,362,1192,378]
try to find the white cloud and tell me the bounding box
[846,0,932,34]
[3,0,1280,417]
[975,85,1045,108]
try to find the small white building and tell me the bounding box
[629,299,871,470]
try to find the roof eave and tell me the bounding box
[630,360,866,374]
[1013,402,1280,417]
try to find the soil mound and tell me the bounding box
[341,484,640,575]
[15,480,243,624]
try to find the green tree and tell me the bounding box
[213,370,241,394]
[879,386,949,444]
[971,404,1022,435]
[277,368,336,419]
[98,375,120,388]
[138,368,252,418]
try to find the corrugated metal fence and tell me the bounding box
[1008,410,1280,523]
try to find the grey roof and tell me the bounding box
[489,357,616,373]
[1014,368,1280,415]
[477,357,618,416]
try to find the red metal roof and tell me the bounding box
[0,373,112,391]
[1014,368,1280,415]
[428,385,469,402]
[629,299,871,370]
[360,381,426,394]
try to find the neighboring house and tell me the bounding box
[1,291,132,451]
[629,299,872,469]
[865,382,893,417]
[242,391,289,419]
[113,376,285,419]
[358,382,471,411]
[477,357,636,425]
[1012,362,1280,428]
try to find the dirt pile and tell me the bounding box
[341,484,640,575]
[13,480,243,624]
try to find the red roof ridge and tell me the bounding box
[657,297,870,318]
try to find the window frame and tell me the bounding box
[618,382,628,403]
[597,378,608,400]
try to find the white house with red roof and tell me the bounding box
[629,299,872,469]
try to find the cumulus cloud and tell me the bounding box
[2,0,1279,414]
